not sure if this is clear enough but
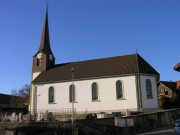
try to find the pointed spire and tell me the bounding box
[39,8,52,54]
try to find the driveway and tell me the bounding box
[137,127,176,135]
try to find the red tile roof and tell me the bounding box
[174,63,180,72]
[177,81,180,89]
[32,54,159,84]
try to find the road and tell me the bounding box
[137,127,177,135]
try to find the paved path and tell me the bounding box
[137,127,175,135]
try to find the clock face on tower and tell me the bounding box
[37,52,43,59]
[49,54,53,60]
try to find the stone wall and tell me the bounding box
[0,122,72,135]
[0,122,29,135]
[0,109,180,135]
[81,108,180,135]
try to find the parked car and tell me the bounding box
[174,119,180,134]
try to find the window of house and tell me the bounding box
[116,80,124,99]
[165,90,168,95]
[146,79,153,98]
[49,86,54,103]
[92,82,98,101]
[69,84,75,102]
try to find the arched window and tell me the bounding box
[146,79,153,98]
[69,84,75,102]
[49,86,54,103]
[116,80,123,99]
[92,82,98,101]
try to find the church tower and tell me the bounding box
[30,9,55,114]
[32,9,55,80]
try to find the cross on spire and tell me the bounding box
[46,1,49,11]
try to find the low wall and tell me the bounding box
[125,108,180,133]
[1,109,180,135]
[0,122,73,135]
[81,108,180,135]
[0,122,29,135]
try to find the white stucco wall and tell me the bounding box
[140,75,158,109]
[32,72,41,80]
[30,72,41,113]
[35,76,138,113]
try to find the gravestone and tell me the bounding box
[18,113,22,122]
[5,130,15,135]
[11,112,16,122]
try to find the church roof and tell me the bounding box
[32,53,159,84]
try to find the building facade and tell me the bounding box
[158,81,177,100]
[0,94,11,109]
[30,11,160,114]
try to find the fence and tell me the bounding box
[1,108,180,135]
[0,108,88,122]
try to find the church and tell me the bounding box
[30,10,160,115]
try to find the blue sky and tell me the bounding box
[0,0,179,94]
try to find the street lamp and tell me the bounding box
[71,68,75,135]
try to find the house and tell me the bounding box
[0,93,28,114]
[158,81,180,109]
[30,10,160,115]
[158,81,178,100]
[0,93,11,109]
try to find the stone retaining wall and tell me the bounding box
[1,109,180,135]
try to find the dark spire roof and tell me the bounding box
[39,9,52,54]
[32,53,159,84]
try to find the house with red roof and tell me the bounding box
[158,81,180,109]
[174,63,180,72]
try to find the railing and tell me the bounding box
[0,108,88,122]
[31,108,76,114]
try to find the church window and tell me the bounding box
[92,82,98,101]
[69,84,75,102]
[146,79,153,98]
[116,80,124,99]
[49,86,54,103]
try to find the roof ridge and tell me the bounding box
[33,53,159,84]
[55,53,137,65]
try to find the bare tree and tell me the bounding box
[10,84,30,108]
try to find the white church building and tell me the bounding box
[30,11,160,115]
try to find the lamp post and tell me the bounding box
[71,68,75,135]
